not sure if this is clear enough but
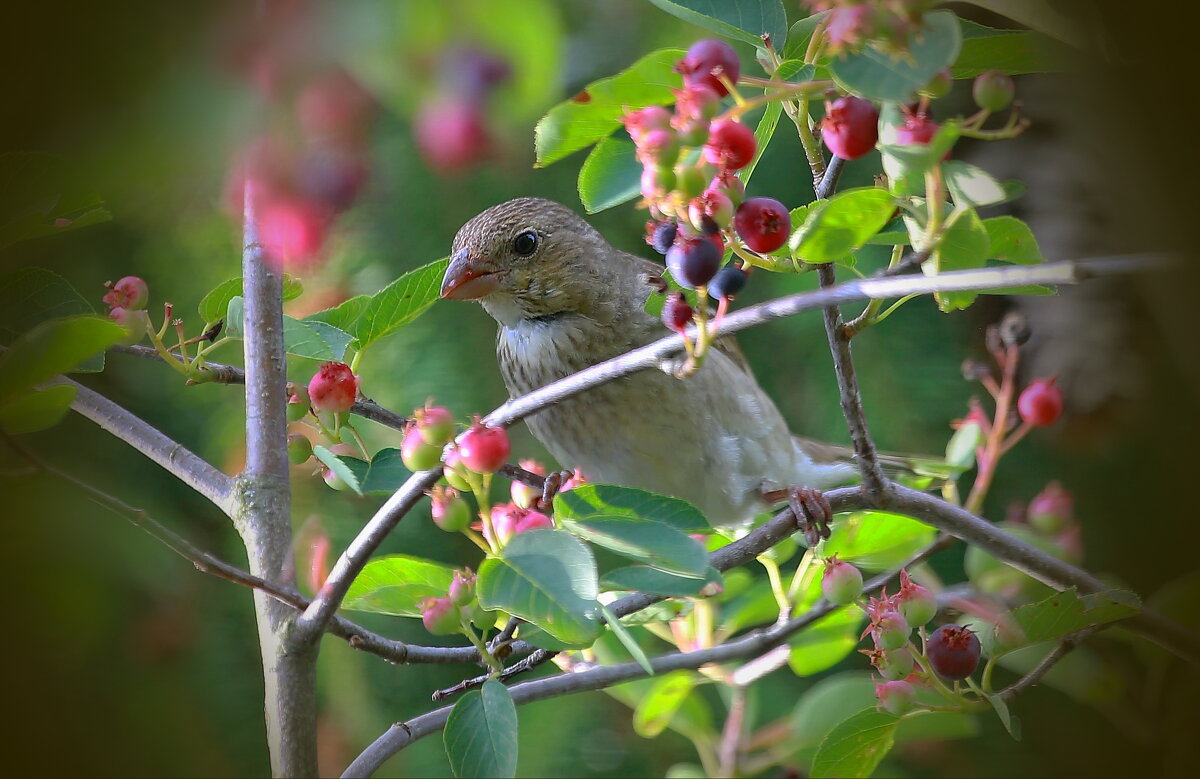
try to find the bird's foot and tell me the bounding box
[788,487,833,547]
[531,469,575,513]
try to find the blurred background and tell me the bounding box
[2,0,1198,776]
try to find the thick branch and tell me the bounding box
[50,376,234,512]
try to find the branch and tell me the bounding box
[997,626,1099,702]
[112,345,409,430]
[814,154,845,201]
[49,375,234,512]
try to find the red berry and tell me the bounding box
[676,39,741,97]
[414,404,455,446]
[734,197,791,253]
[402,424,444,472]
[973,69,1015,112]
[458,421,511,473]
[673,85,721,123]
[821,96,879,160]
[895,114,939,146]
[689,189,734,232]
[1018,377,1063,427]
[821,556,864,605]
[926,624,982,680]
[875,679,917,716]
[896,569,937,627]
[661,292,694,333]
[708,266,748,300]
[420,596,461,635]
[702,119,756,171]
[624,105,673,143]
[430,486,472,533]
[308,362,359,413]
[666,235,721,289]
[414,97,490,173]
[103,276,149,310]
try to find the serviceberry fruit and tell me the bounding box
[927,623,982,680]
[920,68,953,100]
[895,113,939,146]
[308,362,359,413]
[442,449,473,491]
[973,69,1015,112]
[414,404,455,446]
[458,420,511,473]
[401,423,443,472]
[449,568,477,607]
[707,170,744,205]
[108,307,147,345]
[103,276,149,310]
[287,433,313,465]
[431,486,472,532]
[635,128,681,167]
[624,105,673,143]
[487,503,553,547]
[1028,481,1073,534]
[689,189,734,232]
[1018,377,1063,427]
[875,679,917,716]
[821,96,879,160]
[821,556,864,605]
[260,196,329,267]
[661,292,694,334]
[321,443,358,491]
[674,161,708,200]
[872,647,915,681]
[734,197,791,253]
[511,459,546,508]
[641,165,676,200]
[702,119,756,171]
[676,39,741,97]
[896,569,937,627]
[286,387,311,422]
[872,610,911,650]
[673,84,721,122]
[420,596,461,635]
[708,266,748,300]
[649,221,679,255]
[666,235,721,289]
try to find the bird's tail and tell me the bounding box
[794,436,959,490]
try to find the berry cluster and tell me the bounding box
[419,568,492,636]
[805,0,936,56]
[102,276,150,345]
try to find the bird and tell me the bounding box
[440,197,864,528]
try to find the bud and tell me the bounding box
[487,503,553,547]
[414,404,455,446]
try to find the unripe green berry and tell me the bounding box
[822,556,864,605]
[973,69,1015,112]
[287,433,313,465]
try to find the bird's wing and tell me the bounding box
[792,435,954,486]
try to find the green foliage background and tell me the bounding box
[2,1,1198,776]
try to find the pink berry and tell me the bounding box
[414,97,490,173]
[636,128,681,167]
[871,647,915,681]
[511,459,546,509]
[896,570,937,627]
[894,114,939,146]
[103,276,149,310]
[401,423,443,472]
[1018,377,1063,427]
[821,96,879,160]
[458,421,511,473]
[689,189,734,233]
[673,85,721,123]
[661,292,694,334]
[307,362,359,413]
[734,197,791,253]
[298,144,369,212]
[286,387,311,422]
[666,235,721,289]
[676,39,741,97]
[973,69,1015,112]
[702,119,756,171]
[414,404,455,446]
[875,679,917,716]
[430,486,472,533]
[872,610,911,650]
[420,596,461,635]
[624,105,673,143]
[108,307,147,345]
[640,165,676,200]
[821,556,864,605]
[449,568,477,606]
[1028,481,1073,534]
[927,624,981,680]
[707,170,745,206]
[486,503,553,547]
[825,4,873,52]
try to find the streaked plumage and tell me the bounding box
[442,198,858,525]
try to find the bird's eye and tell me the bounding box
[512,230,539,257]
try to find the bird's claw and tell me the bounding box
[532,469,573,513]
[788,487,832,547]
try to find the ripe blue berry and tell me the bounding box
[666,235,721,289]
[650,221,678,255]
[708,266,748,300]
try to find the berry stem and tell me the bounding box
[460,617,504,674]
[921,166,947,252]
[142,312,188,374]
[786,549,818,603]
[803,17,828,64]
[758,555,791,619]
[345,420,371,459]
[965,343,1020,515]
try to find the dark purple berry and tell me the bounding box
[651,221,678,255]
[666,235,721,289]
[708,266,748,300]
[927,624,982,680]
[661,292,693,333]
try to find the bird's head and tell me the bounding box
[441,198,637,327]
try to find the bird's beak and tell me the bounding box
[441,247,501,300]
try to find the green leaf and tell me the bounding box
[197,275,303,324]
[879,118,960,196]
[535,48,684,167]
[0,383,76,435]
[930,206,990,311]
[790,188,896,263]
[952,20,1070,78]
[983,216,1043,264]
[646,0,788,48]
[601,565,721,597]
[444,680,518,779]
[811,708,899,778]
[343,554,457,617]
[554,484,711,533]
[821,511,936,572]
[989,588,1141,657]
[225,298,354,361]
[742,99,783,186]
[578,135,642,214]
[945,420,984,470]
[478,529,602,645]
[943,161,1007,209]
[303,294,372,333]
[312,444,366,496]
[0,152,111,250]
[984,692,1021,740]
[598,601,653,675]
[357,448,412,495]
[564,516,707,577]
[351,258,448,349]
[0,316,125,407]
[782,11,829,60]
[632,671,696,737]
[0,268,107,373]
[830,11,962,102]
[788,605,864,676]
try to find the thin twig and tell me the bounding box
[717,686,748,778]
[997,626,1099,702]
[814,154,845,201]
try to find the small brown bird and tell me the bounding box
[441,197,861,526]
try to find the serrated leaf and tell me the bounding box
[952,19,1071,78]
[0,268,106,373]
[357,447,411,495]
[197,275,303,324]
[225,298,354,361]
[564,516,707,577]
[303,294,372,333]
[601,565,721,597]
[944,161,1007,209]
[351,259,447,349]
[578,135,642,213]
[633,671,696,737]
[646,0,788,48]
[821,511,936,572]
[478,529,602,645]
[983,215,1043,264]
[788,605,864,676]
[598,601,653,675]
[343,554,457,617]
[444,680,518,779]
[790,188,896,263]
[535,49,684,167]
[0,152,111,250]
[0,383,76,435]
[830,11,962,102]
[811,708,899,778]
[0,316,125,407]
[312,444,366,496]
[990,588,1141,657]
[554,484,711,533]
